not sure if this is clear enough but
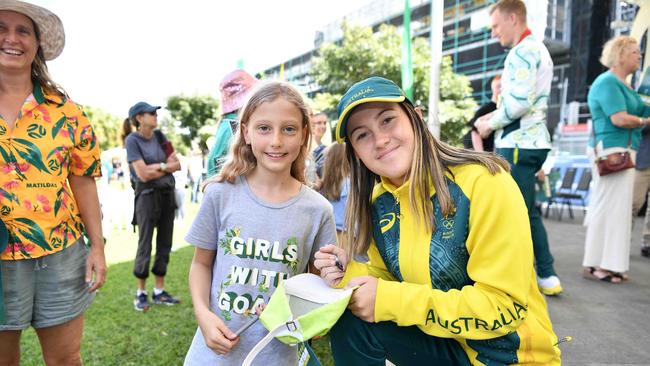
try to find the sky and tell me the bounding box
[29,0,372,117]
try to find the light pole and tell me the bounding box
[428,0,443,138]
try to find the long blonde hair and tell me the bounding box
[204,81,312,187]
[31,21,66,97]
[320,143,349,201]
[343,102,510,259]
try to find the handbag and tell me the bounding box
[596,151,634,176]
[242,273,355,366]
[154,130,174,158]
[593,126,635,176]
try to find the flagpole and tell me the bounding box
[428,0,443,138]
[401,0,413,100]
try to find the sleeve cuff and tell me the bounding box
[488,112,509,130]
[374,278,401,322]
[335,260,369,289]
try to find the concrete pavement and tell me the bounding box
[543,212,650,365]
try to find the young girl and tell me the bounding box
[184,81,337,365]
[320,143,350,248]
[315,77,561,365]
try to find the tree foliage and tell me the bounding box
[311,22,477,145]
[83,106,122,150]
[157,116,190,155]
[165,94,220,148]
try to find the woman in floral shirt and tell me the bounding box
[0,1,105,365]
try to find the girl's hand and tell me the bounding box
[347,276,378,322]
[254,303,266,316]
[197,310,240,355]
[314,244,347,287]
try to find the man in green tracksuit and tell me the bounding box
[476,0,561,295]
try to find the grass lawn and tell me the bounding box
[18,188,335,365]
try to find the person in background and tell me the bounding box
[206,69,258,178]
[0,2,106,365]
[184,81,336,365]
[188,147,203,203]
[125,102,182,310]
[315,76,560,365]
[320,143,349,248]
[462,75,501,152]
[173,152,188,220]
[632,102,650,258]
[305,111,330,189]
[311,111,329,176]
[475,0,562,295]
[583,35,650,282]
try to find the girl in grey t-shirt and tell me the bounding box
[184,81,337,366]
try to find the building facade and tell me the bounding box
[260,0,645,137]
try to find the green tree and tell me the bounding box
[311,22,477,145]
[165,95,220,148]
[83,106,122,150]
[157,116,190,155]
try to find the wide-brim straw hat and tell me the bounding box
[0,0,65,61]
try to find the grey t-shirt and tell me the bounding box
[125,131,173,187]
[183,176,337,366]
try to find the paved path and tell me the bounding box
[543,212,650,365]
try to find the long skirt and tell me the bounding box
[583,150,636,273]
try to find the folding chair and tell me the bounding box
[548,168,592,220]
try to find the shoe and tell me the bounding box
[134,292,150,312]
[582,267,622,284]
[641,246,650,258]
[537,275,563,295]
[152,290,180,306]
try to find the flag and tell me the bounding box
[402,0,414,100]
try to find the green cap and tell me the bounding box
[336,76,412,143]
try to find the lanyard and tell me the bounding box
[517,28,532,45]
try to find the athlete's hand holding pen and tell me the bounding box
[314,244,378,322]
[314,244,348,287]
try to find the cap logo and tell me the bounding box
[344,87,374,109]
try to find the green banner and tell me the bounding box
[401,0,414,100]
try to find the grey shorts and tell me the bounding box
[0,239,95,330]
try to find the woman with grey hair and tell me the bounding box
[583,35,650,283]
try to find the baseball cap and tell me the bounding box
[128,102,161,119]
[335,76,412,143]
[243,273,354,365]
